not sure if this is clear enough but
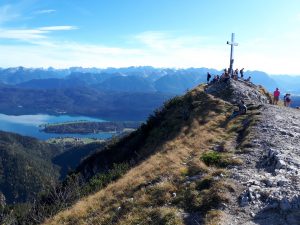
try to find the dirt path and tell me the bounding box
[225,105,300,225]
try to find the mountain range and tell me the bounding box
[0,66,299,121]
[0,66,299,94]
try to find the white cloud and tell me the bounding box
[0,28,47,40]
[39,26,78,31]
[0,30,300,75]
[0,31,228,70]
[0,26,77,41]
[135,31,209,51]
[34,9,56,14]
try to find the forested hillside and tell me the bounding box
[0,131,61,204]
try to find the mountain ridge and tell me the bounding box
[41,80,300,225]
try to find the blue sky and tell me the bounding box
[0,0,300,74]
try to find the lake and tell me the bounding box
[0,114,114,140]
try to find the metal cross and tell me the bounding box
[227,33,238,76]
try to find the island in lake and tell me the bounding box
[41,121,142,134]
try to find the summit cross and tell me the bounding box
[227,33,238,76]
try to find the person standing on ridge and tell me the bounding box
[240,68,244,79]
[286,94,292,107]
[234,68,239,80]
[207,72,212,84]
[283,94,287,106]
[273,88,280,105]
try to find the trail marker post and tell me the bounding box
[227,33,238,76]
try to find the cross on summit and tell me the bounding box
[227,33,238,76]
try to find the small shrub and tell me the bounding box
[179,167,189,176]
[201,152,242,167]
[82,163,129,194]
[201,151,222,166]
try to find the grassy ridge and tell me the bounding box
[42,85,258,225]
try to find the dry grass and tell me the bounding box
[43,86,256,225]
[204,210,225,225]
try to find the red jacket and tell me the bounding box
[274,90,280,97]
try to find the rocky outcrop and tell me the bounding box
[205,79,270,104]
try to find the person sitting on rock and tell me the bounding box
[238,100,247,115]
[230,100,247,118]
[273,88,280,105]
[245,76,251,82]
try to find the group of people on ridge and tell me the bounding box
[206,69,295,118]
[206,68,248,118]
[273,88,292,107]
[206,68,250,84]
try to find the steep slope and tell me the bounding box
[0,131,61,204]
[52,142,106,179]
[42,80,273,225]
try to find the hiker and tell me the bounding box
[230,100,247,119]
[273,88,280,105]
[240,68,244,79]
[286,94,292,107]
[283,94,287,106]
[221,69,230,83]
[207,72,212,83]
[211,75,217,83]
[224,72,230,83]
[238,100,247,115]
[245,76,251,82]
[234,69,239,80]
[223,68,228,76]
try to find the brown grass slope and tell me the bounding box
[44,84,264,225]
